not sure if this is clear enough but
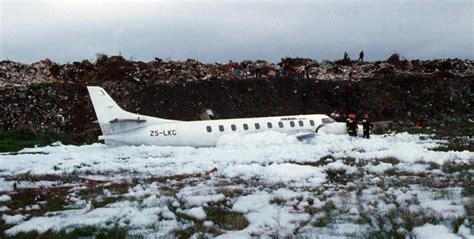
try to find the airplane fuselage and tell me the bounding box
[99,114,341,147]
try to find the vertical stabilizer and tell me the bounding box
[87,86,137,135]
[87,86,179,138]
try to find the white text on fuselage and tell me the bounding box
[150,130,177,137]
[280,117,306,121]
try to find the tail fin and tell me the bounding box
[87,86,178,136]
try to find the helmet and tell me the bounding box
[363,114,369,119]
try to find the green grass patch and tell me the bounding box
[205,206,249,231]
[0,127,73,153]
[431,139,474,152]
[4,226,133,239]
[392,120,474,138]
[0,126,99,153]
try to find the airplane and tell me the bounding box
[87,86,363,147]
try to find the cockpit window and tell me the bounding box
[322,117,336,124]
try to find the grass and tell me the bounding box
[205,206,249,231]
[0,187,71,234]
[392,120,474,138]
[4,226,132,239]
[442,160,474,174]
[165,197,248,237]
[8,173,81,183]
[0,129,43,153]
[0,126,99,153]
[432,139,474,152]
[377,157,400,165]
[0,127,73,153]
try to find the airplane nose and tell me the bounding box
[319,122,347,135]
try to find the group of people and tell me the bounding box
[343,50,365,62]
[346,113,373,138]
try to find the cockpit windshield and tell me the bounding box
[321,117,336,124]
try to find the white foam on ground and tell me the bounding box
[0,194,12,202]
[185,206,207,220]
[0,131,472,237]
[0,132,469,180]
[0,205,10,211]
[413,223,461,239]
[2,214,26,224]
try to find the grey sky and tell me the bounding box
[0,0,473,63]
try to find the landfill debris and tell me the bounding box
[1,56,472,87]
[0,56,472,143]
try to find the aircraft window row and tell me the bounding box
[206,119,318,133]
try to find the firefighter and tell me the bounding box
[346,113,357,136]
[350,114,358,136]
[361,114,373,138]
[346,114,352,135]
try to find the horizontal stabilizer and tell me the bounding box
[109,118,147,123]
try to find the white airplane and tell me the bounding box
[87,86,362,146]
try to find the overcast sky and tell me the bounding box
[0,0,472,63]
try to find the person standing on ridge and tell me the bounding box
[358,51,364,62]
[361,114,373,138]
[255,62,262,78]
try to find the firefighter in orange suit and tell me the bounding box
[362,114,373,138]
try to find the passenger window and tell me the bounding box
[267,122,272,128]
[243,124,249,130]
[231,124,236,131]
[206,126,212,133]
[298,121,304,127]
[309,120,315,126]
[255,123,260,130]
[278,122,284,128]
[290,121,295,127]
[219,125,224,132]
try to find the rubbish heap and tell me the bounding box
[0,55,472,143]
[1,55,472,88]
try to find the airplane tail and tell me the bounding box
[87,86,178,137]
